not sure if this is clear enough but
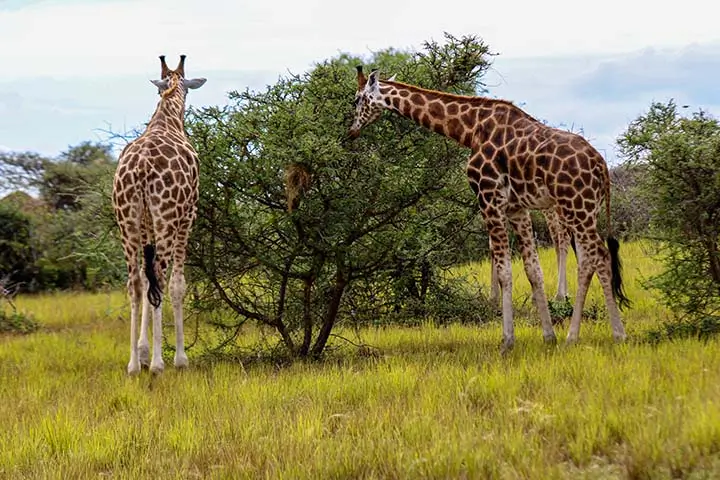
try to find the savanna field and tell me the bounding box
[1,242,720,479]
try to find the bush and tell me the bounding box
[0,308,39,335]
[618,101,720,335]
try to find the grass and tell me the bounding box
[2,241,720,479]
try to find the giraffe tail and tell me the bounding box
[143,244,162,308]
[605,184,631,311]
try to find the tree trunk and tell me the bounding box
[419,260,431,303]
[310,269,347,358]
[299,276,314,357]
[706,237,720,297]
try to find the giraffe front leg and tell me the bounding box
[487,220,515,354]
[509,210,556,344]
[170,265,188,369]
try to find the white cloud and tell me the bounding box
[1,0,719,80]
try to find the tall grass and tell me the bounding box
[1,241,718,479]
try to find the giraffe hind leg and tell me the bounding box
[566,238,593,344]
[118,227,143,375]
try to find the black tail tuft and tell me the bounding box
[570,233,577,257]
[607,236,631,311]
[143,244,162,309]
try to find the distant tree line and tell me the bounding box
[0,142,124,292]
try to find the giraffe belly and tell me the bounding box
[510,184,554,210]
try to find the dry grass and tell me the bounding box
[1,241,719,479]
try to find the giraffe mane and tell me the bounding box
[161,76,181,99]
[381,79,540,122]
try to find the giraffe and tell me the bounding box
[112,55,206,374]
[489,207,573,307]
[349,66,629,351]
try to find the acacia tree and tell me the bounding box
[186,34,494,358]
[618,100,720,332]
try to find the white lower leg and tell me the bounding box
[489,243,500,307]
[567,265,592,344]
[556,246,568,300]
[170,271,188,368]
[526,262,556,342]
[150,306,165,373]
[127,278,142,375]
[499,257,515,352]
[128,305,140,375]
[599,262,627,341]
[138,290,151,367]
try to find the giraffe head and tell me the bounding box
[349,65,386,139]
[150,55,207,97]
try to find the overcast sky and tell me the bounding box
[1,0,719,163]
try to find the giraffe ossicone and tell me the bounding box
[112,54,206,375]
[350,66,630,351]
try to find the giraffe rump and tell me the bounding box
[143,244,162,308]
[284,162,312,213]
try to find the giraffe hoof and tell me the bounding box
[174,354,189,369]
[127,361,141,376]
[138,344,150,367]
[565,335,579,346]
[543,333,558,345]
[150,361,165,375]
[500,337,515,355]
[613,333,627,343]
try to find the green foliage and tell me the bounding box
[646,315,720,344]
[0,203,34,286]
[0,142,122,292]
[606,164,651,239]
[618,100,720,332]
[548,297,574,323]
[0,308,39,335]
[186,34,493,357]
[41,142,115,211]
[0,291,39,335]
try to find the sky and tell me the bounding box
[1,0,719,164]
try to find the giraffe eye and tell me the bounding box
[353,97,361,107]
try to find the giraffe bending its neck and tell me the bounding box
[350,66,629,350]
[112,55,206,375]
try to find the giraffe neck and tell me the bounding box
[378,80,530,149]
[147,85,187,134]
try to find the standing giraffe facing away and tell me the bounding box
[113,55,206,374]
[349,66,629,351]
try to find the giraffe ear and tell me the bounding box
[367,70,380,90]
[387,74,397,82]
[150,79,170,90]
[184,78,207,90]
